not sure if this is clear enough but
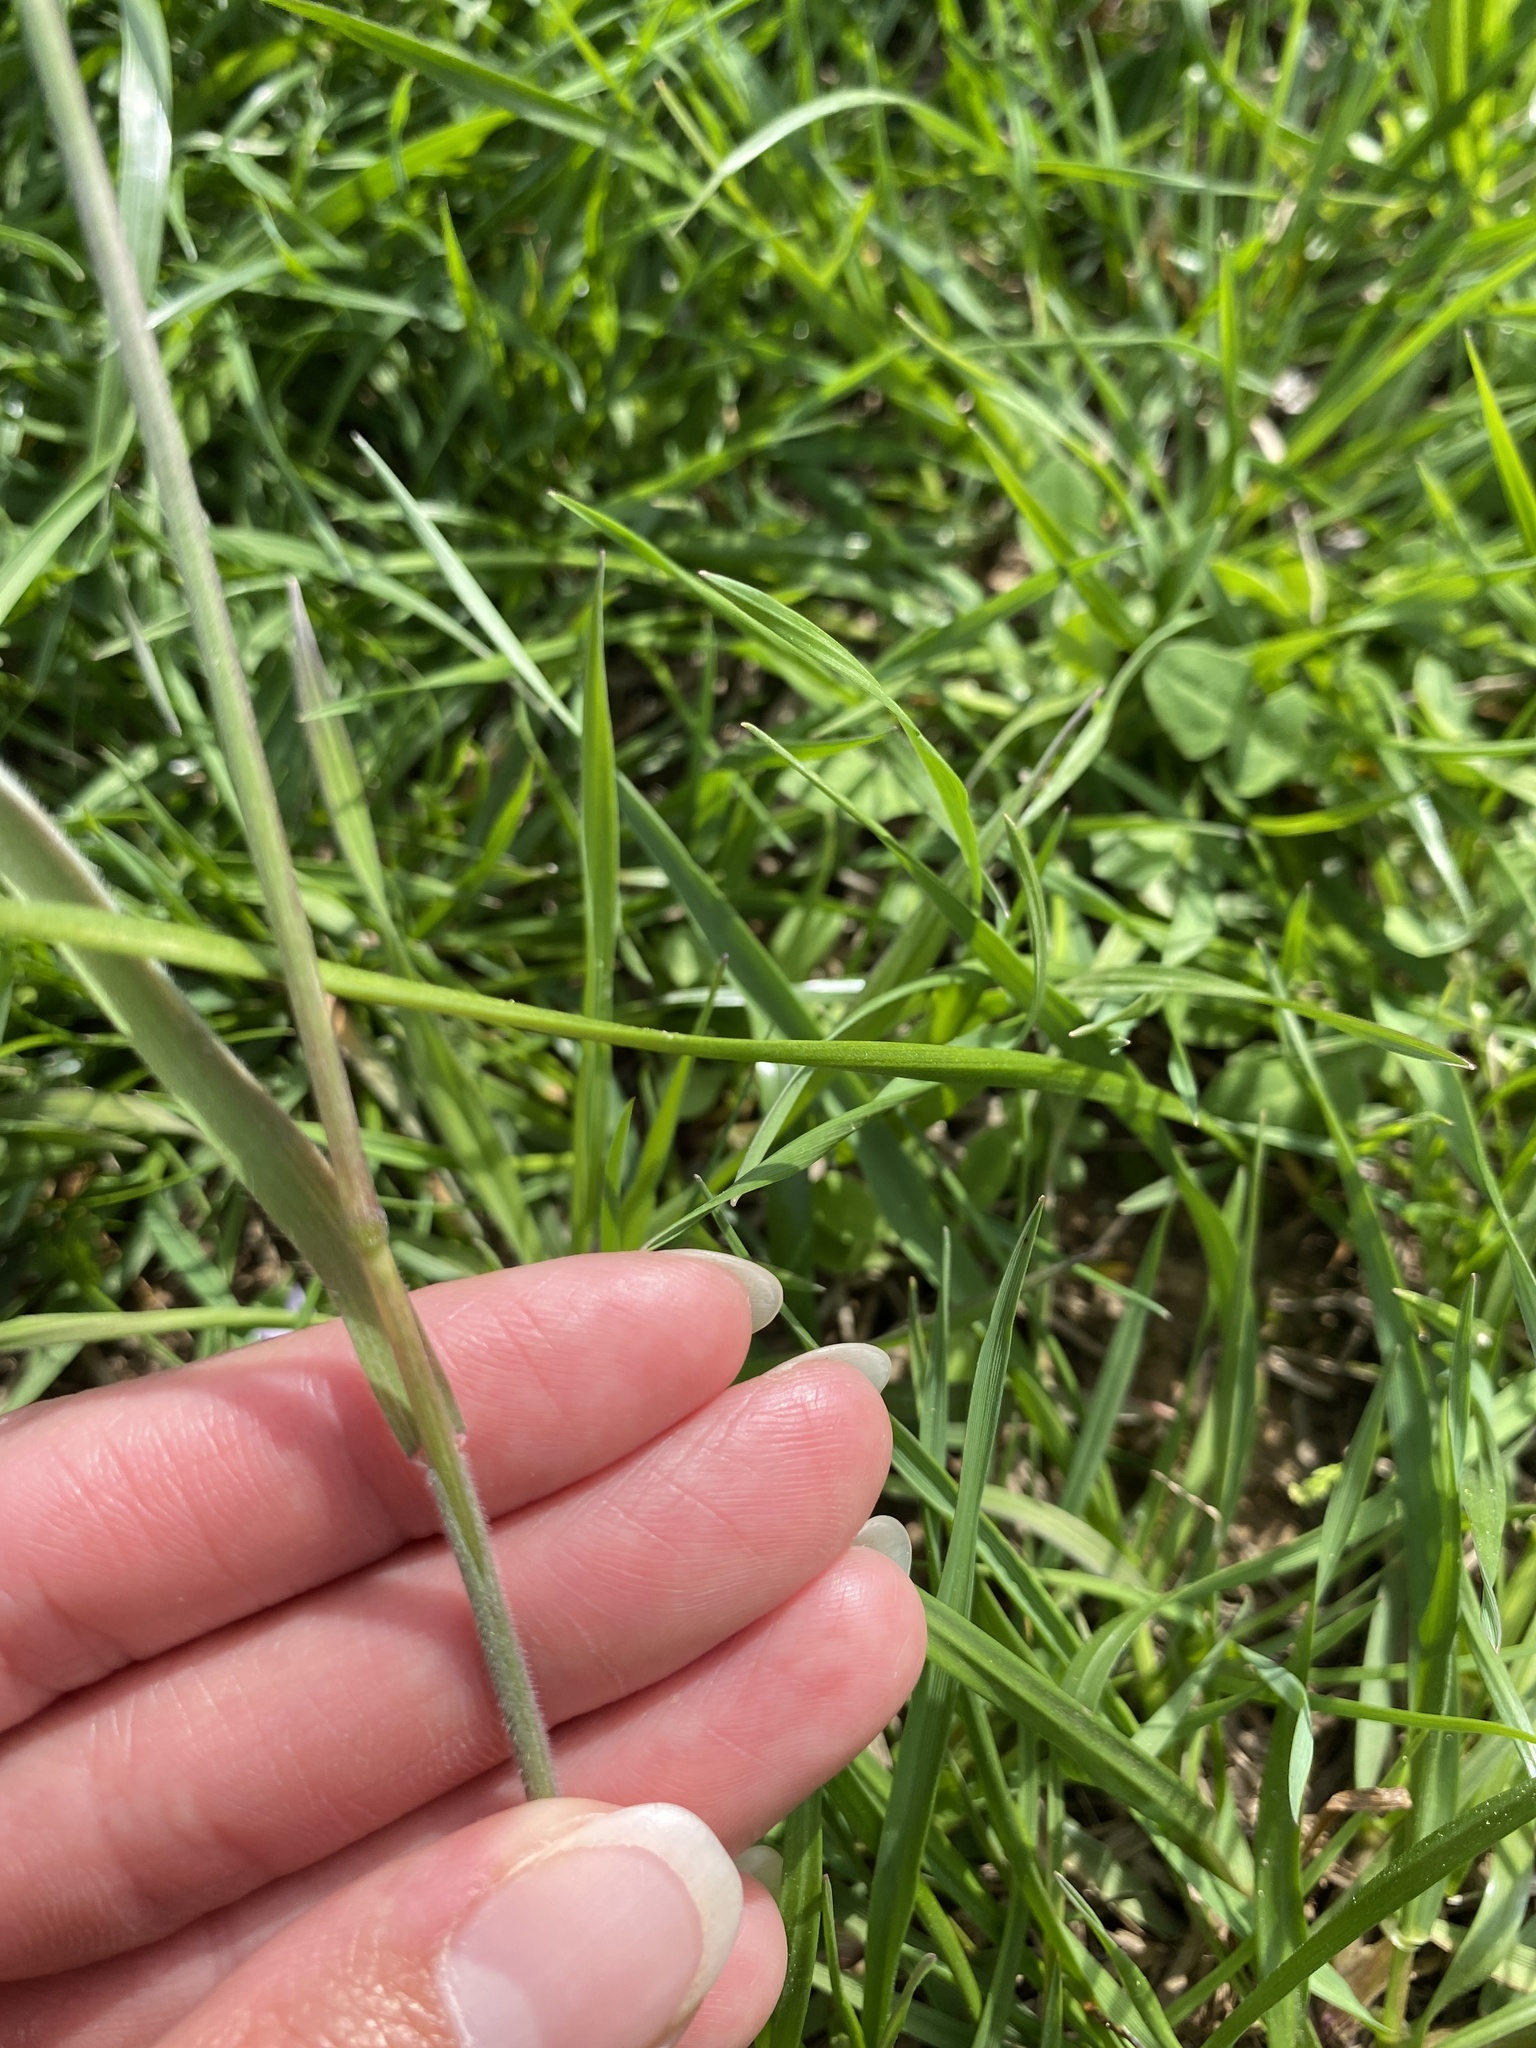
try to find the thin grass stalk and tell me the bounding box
[0,891,1468,1114]
[16,0,557,1800]
[573,557,618,1251]
[288,581,539,1262]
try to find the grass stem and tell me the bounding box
[16,0,557,1801]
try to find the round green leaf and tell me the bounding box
[1144,639,1251,761]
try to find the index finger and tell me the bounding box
[0,1252,759,1732]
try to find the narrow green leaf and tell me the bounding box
[1059,1210,1169,1519]
[1062,964,1470,1067]
[708,574,982,900]
[920,1596,1229,1878]
[1205,1778,1536,2048]
[0,451,122,627]
[0,768,415,1439]
[275,0,663,163]
[290,584,536,1262]
[0,221,83,276]
[0,893,1207,1115]
[767,1793,824,2048]
[1058,1876,1183,2048]
[677,87,919,223]
[0,1302,316,1353]
[861,1210,1042,2044]
[1002,815,1049,1040]
[572,559,619,1251]
[1288,229,1536,465]
[290,583,390,927]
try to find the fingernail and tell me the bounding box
[736,1843,784,1903]
[771,1341,891,1392]
[658,1249,783,1332]
[442,1804,741,2048]
[853,1514,913,1575]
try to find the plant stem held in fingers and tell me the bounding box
[15,0,558,1801]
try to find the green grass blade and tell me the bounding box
[0,769,416,1440]
[1057,1876,1182,2048]
[1205,1779,1536,2048]
[0,451,123,627]
[1465,337,1536,557]
[861,1209,1043,2042]
[921,1597,1228,1874]
[704,574,983,900]
[274,0,663,164]
[0,894,1208,1114]
[1001,814,1050,1041]
[0,1302,315,1355]
[572,559,619,1251]
[1059,1210,1169,1520]
[289,582,391,928]
[938,1204,1043,1614]
[290,586,537,1262]
[18,0,557,1797]
[767,1792,823,2048]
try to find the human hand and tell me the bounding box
[0,1251,925,2048]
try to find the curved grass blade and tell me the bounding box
[676,86,993,227]
[1205,1777,1536,2048]
[861,1210,1042,2045]
[920,1595,1229,1879]
[0,895,1204,1119]
[273,0,665,166]
[707,573,982,901]
[0,451,124,627]
[767,1792,824,2048]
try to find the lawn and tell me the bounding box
[3,0,1536,2043]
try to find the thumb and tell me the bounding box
[160,1798,748,2048]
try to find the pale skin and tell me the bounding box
[0,1252,926,2048]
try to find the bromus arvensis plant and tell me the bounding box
[14,2,1536,2041]
[10,0,558,1801]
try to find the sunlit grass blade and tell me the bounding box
[920,1596,1228,1876]
[289,584,537,1261]
[1466,337,1536,558]
[1206,1778,1536,2048]
[571,559,618,1251]
[274,0,665,164]
[0,893,1208,1116]
[861,1208,1041,2045]
[701,572,983,901]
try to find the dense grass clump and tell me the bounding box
[10,0,1536,2042]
